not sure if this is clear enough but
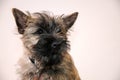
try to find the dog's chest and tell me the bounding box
[33,73,52,80]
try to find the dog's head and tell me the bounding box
[12,8,78,65]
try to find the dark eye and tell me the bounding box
[56,28,62,33]
[35,28,43,34]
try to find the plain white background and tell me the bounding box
[0,0,120,80]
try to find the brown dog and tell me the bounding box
[12,8,80,80]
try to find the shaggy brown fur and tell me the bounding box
[12,8,80,80]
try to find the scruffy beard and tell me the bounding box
[32,38,69,66]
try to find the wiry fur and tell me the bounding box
[12,8,80,80]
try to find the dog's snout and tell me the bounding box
[38,35,66,49]
[51,41,61,48]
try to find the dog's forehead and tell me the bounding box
[28,13,64,30]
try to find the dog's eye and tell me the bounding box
[56,28,62,33]
[38,29,43,34]
[35,29,43,34]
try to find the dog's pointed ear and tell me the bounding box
[63,12,78,30]
[12,8,28,34]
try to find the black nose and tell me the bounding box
[51,42,61,48]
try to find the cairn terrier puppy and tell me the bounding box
[12,8,80,80]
